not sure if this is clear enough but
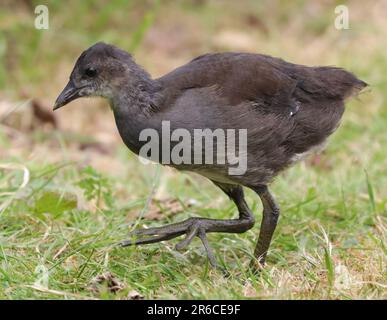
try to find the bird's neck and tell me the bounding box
[109,73,160,155]
[110,62,159,114]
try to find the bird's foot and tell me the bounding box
[120,217,232,267]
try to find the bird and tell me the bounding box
[54,42,367,270]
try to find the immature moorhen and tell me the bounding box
[54,42,367,269]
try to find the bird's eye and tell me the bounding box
[84,67,97,78]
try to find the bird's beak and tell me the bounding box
[53,80,82,111]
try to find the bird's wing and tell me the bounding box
[155,52,299,116]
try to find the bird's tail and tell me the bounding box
[315,67,367,100]
[304,67,368,100]
[292,66,367,101]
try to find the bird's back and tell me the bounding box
[151,53,367,185]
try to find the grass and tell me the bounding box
[0,143,385,299]
[0,0,386,299]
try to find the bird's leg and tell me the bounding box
[120,182,255,267]
[250,185,280,269]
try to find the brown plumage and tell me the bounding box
[54,43,367,270]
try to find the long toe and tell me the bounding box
[127,219,196,237]
[120,219,199,247]
[175,221,218,267]
[175,225,199,251]
[120,232,182,247]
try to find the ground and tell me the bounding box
[0,0,386,299]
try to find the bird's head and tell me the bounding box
[53,42,144,110]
